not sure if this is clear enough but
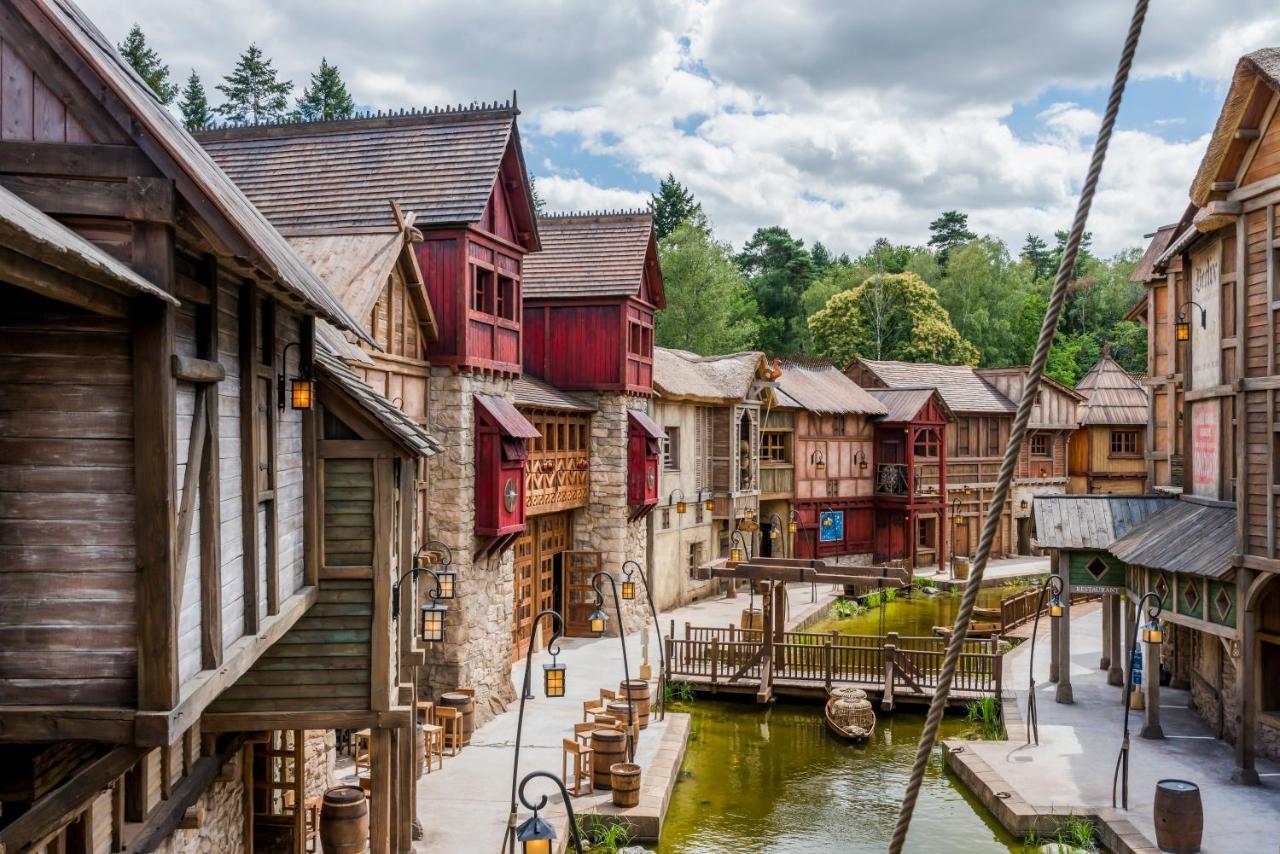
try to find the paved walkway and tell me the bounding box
[916,554,1051,589]
[953,606,1279,851]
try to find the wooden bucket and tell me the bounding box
[609,762,642,808]
[740,608,763,631]
[590,729,626,790]
[319,785,368,854]
[618,680,651,729]
[1153,779,1202,854]
[439,692,474,745]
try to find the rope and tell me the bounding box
[887,3,1149,849]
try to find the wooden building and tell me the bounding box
[770,359,886,565]
[1069,346,1151,495]
[866,387,954,567]
[200,102,544,723]
[0,2,436,850]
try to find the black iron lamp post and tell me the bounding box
[1025,574,1065,745]
[729,529,751,563]
[514,770,584,854]
[1112,591,1163,809]
[391,540,456,643]
[1175,301,1206,343]
[621,559,665,721]
[587,572,637,762]
[949,496,965,577]
[504,610,567,854]
[278,341,314,411]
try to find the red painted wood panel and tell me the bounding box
[524,303,621,388]
[419,237,461,359]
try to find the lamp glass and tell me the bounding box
[704,498,715,511]
[543,663,566,698]
[1142,619,1163,645]
[588,609,608,635]
[676,501,687,514]
[770,528,779,540]
[1048,595,1063,619]
[621,580,636,601]
[815,461,826,471]
[435,570,456,600]
[859,460,868,471]
[290,377,313,410]
[1175,321,1190,342]
[730,547,742,562]
[788,521,797,533]
[419,604,446,643]
[516,814,556,854]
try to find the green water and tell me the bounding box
[807,586,1013,638]
[656,701,1020,853]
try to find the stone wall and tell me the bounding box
[303,730,336,801]
[1186,625,1280,763]
[160,755,245,854]
[422,369,517,725]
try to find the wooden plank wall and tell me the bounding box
[217,280,246,648]
[0,37,91,143]
[0,289,136,705]
[175,303,203,684]
[277,308,305,599]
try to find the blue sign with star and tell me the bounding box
[819,510,843,542]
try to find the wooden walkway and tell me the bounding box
[664,626,1003,709]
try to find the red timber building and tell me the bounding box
[200,101,546,721]
[517,212,667,641]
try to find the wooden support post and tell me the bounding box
[665,635,674,677]
[199,256,223,669]
[1055,554,1073,704]
[1100,596,1112,671]
[823,641,833,690]
[1107,595,1124,685]
[1141,630,1163,739]
[238,283,261,634]
[370,729,392,854]
[882,642,896,712]
[710,637,720,689]
[372,460,394,712]
[1233,568,1260,784]
[397,721,415,853]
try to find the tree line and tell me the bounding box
[650,175,1146,386]
[118,24,355,130]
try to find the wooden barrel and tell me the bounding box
[439,692,474,745]
[319,785,368,854]
[609,762,642,808]
[1153,779,1202,854]
[618,680,651,729]
[607,700,636,736]
[741,608,763,631]
[590,729,626,790]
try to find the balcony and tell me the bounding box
[876,463,908,496]
[526,453,591,514]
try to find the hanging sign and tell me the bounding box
[819,510,844,543]
[1132,648,1143,687]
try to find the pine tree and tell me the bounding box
[178,71,212,131]
[117,24,178,104]
[216,44,293,124]
[651,173,706,240]
[528,176,547,217]
[926,210,977,268]
[294,58,354,121]
[1020,233,1053,281]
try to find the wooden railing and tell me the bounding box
[999,588,1042,630]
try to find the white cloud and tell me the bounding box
[537,176,651,214]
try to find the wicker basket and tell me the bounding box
[830,686,868,702]
[830,698,875,734]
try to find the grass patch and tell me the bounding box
[1056,814,1096,851]
[664,680,695,705]
[911,577,938,590]
[964,696,1004,740]
[830,598,863,619]
[574,816,633,854]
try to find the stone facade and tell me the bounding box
[160,761,245,854]
[303,729,336,801]
[1186,626,1280,762]
[422,368,517,725]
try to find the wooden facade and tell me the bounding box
[1068,349,1151,496]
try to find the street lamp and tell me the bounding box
[1025,574,1065,745]
[787,509,799,534]
[588,572,637,761]
[1175,301,1206,343]
[514,770,584,854]
[391,540,456,643]
[1112,591,1163,810]
[949,496,964,576]
[768,512,785,554]
[622,559,666,720]
[730,529,751,563]
[669,488,687,515]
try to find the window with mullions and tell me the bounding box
[1029,432,1050,457]
[761,431,789,462]
[1110,430,1139,457]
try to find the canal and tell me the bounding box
[654,586,1028,852]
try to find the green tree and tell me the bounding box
[655,222,759,354]
[1105,320,1148,375]
[117,24,178,104]
[1020,233,1054,281]
[936,238,1037,366]
[736,226,815,355]
[651,173,705,240]
[178,71,212,131]
[1049,229,1095,284]
[216,44,292,124]
[528,176,547,217]
[808,272,978,367]
[927,210,976,267]
[295,58,354,121]
[801,240,937,322]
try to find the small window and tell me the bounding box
[1110,430,1140,457]
[664,426,680,471]
[1030,433,1050,457]
[496,274,517,321]
[826,478,839,497]
[988,419,1000,455]
[687,541,704,578]
[662,508,671,530]
[832,415,846,436]
[472,266,494,314]
[761,431,788,462]
[918,517,936,549]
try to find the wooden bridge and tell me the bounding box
[664,626,1003,709]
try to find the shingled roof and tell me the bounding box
[522,212,664,305]
[1130,224,1179,284]
[868,387,954,424]
[653,348,768,403]
[196,105,538,244]
[1075,351,1149,426]
[315,349,440,457]
[1108,501,1236,579]
[511,374,595,412]
[853,359,1014,415]
[39,0,365,337]
[773,358,885,416]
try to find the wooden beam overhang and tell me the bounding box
[200,708,412,733]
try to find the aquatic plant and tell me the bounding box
[963,696,1003,740]
[830,599,859,619]
[863,590,884,608]
[574,816,633,854]
[664,680,696,705]
[911,577,937,590]
[883,587,898,603]
[1056,814,1096,851]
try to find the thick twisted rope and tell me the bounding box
[887,3,1149,850]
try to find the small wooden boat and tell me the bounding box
[825,691,876,743]
[973,606,1002,622]
[932,621,1001,639]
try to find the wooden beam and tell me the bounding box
[369,729,392,854]
[0,244,134,318]
[1211,181,1238,192]
[371,459,393,712]
[199,260,223,669]
[0,140,158,178]
[239,283,261,634]
[121,736,246,854]
[0,747,145,852]
[125,177,176,225]
[173,391,208,580]
[1235,128,1261,140]
[170,355,226,383]
[0,706,136,743]
[199,708,412,733]
[0,174,131,219]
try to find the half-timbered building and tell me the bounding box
[199,103,543,723]
[0,2,436,851]
[1069,346,1151,495]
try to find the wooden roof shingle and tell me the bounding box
[511,375,595,412]
[854,359,1014,415]
[1075,352,1149,426]
[1108,501,1236,578]
[522,213,663,305]
[868,387,954,424]
[1032,494,1173,551]
[315,349,440,457]
[773,358,886,416]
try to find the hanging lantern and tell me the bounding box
[1175,320,1189,342]
[963,486,973,496]
[435,569,457,600]
[1049,593,1063,619]
[704,495,715,512]
[289,377,314,410]
[516,812,556,854]
[859,458,868,471]
[621,579,636,600]
[769,528,779,541]
[543,656,566,698]
[588,608,608,635]
[1141,616,1163,645]
[1020,499,1029,511]
[788,521,797,533]
[419,603,446,643]
[730,546,743,562]
[812,450,826,472]
[676,500,687,514]
[1039,466,1048,478]
[745,508,756,521]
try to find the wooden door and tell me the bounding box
[512,531,535,661]
[513,514,572,659]
[537,515,568,630]
[563,550,603,637]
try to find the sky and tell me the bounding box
[83,0,1280,258]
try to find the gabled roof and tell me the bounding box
[853,359,1014,415]
[475,394,540,438]
[868,387,955,425]
[511,375,595,412]
[976,366,1085,403]
[39,0,365,337]
[1108,501,1236,578]
[196,105,539,248]
[315,349,440,457]
[522,212,664,306]
[0,182,176,305]
[1032,494,1173,550]
[772,358,886,416]
[1190,48,1280,208]
[653,348,770,404]
[1075,351,1149,426]
[1130,224,1179,284]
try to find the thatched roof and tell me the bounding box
[773,358,885,416]
[653,348,768,403]
[1075,351,1149,426]
[1189,48,1280,208]
[522,213,664,306]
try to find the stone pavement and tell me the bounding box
[916,554,1051,590]
[947,605,1279,852]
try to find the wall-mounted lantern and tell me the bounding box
[670,488,687,515]
[811,450,826,472]
[1175,301,1206,343]
[393,540,456,643]
[420,603,446,643]
[787,509,799,534]
[278,342,313,411]
[854,448,868,472]
[701,489,715,512]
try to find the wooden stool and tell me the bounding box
[583,698,607,722]
[358,774,372,799]
[416,700,435,726]
[562,738,594,797]
[303,796,321,853]
[435,707,463,756]
[354,729,372,775]
[422,724,444,773]
[572,722,597,746]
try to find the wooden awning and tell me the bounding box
[627,409,666,440]
[1107,500,1236,578]
[475,393,540,438]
